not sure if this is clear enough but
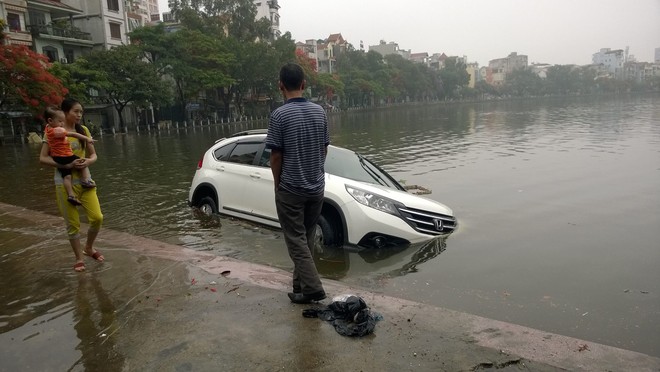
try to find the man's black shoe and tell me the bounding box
[287,291,326,304]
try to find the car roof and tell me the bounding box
[230,129,268,137]
[220,129,344,152]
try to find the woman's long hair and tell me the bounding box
[60,98,87,149]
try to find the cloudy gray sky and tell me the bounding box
[158,0,660,66]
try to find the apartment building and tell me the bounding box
[623,61,660,83]
[253,0,279,40]
[592,48,624,75]
[1,0,32,46]
[487,52,528,85]
[296,39,318,70]
[126,0,161,32]
[1,0,96,63]
[369,40,411,60]
[1,0,131,63]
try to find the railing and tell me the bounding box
[27,25,92,41]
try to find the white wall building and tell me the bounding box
[253,0,280,39]
[61,0,128,49]
[369,40,410,59]
[592,48,624,75]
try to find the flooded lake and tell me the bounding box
[1,94,659,357]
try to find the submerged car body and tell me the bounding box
[188,130,457,250]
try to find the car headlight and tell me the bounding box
[346,185,399,215]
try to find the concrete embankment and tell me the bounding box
[1,202,658,371]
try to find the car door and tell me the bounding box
[217,141,261,214]
[245,146,277,223]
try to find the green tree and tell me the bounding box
[164,0,287,118]
[438,57,469,99]
[48,61,91,103]
[76,45,172,130]
[131,24,234,121]
[545,65,579,94]
[504,68,544,96]
[315,73,345,105]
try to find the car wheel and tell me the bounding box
[312,215,340,254]
[198,196,218,216]
[311,215,348,277]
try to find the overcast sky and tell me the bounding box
[158,0,660,66]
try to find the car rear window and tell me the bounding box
[214,143,235,161]
[228,142,260,165]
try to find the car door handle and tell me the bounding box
[249,173,261,179]
[215,166,225,172]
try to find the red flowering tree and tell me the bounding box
[295,48,318,85]
[0,21,68,115]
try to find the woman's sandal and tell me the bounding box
[67,195,82,206]
[73,262,86,272]
[83,250,104,262]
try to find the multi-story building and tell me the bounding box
[1,0,32,46]
[369,40,410,60]
[623,61,660,83]
[296,39,318,71]
[1,0,132,57]
[592,48,624,76]
[487,52,528,85]
[125,0,161,33]
[465,62,480,88]
[428,53,447,70]
[409,52,429,65]
[1,0,96,63]
[64,0,129,50]
[294,34,350,74]
[654,47,660,63]
[253,0,279,40]
[317,33,348,74]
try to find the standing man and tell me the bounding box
[266,63,329,304]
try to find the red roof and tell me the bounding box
[327,33,345,44]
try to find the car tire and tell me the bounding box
[198,196,218,216]
[311,214,340,255]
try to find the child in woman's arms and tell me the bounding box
[43,106,96,205]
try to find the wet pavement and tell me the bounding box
[1,202,659,372]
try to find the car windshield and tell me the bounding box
[325,147,404,190]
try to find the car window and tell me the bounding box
[228,142,260,165]
[213,143,235,161]
[325,147,405,190]
[258,148,271,167]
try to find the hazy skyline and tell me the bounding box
[158,0,660,67]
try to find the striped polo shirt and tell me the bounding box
[265,97,330,196]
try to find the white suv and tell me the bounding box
[188,130,457,251]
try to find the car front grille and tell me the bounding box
[396,206,457,235]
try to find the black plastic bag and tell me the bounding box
[302,295,381,337]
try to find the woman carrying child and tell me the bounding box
[43,106,96,205]
[39,98,105,272]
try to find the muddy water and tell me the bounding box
[1,94,659,357]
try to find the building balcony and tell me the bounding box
[27,24,92,42]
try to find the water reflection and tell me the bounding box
[314,237,447,280]
[71,274,124,371]
[0,223,123,370]
[2,94,659,357]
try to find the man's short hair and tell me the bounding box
[280,63,305,91]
